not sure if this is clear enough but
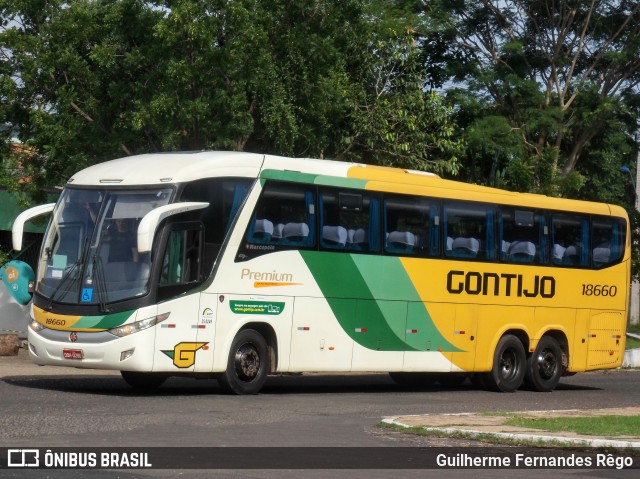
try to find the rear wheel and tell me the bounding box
[218,329,269,395]
[484,334,526,392]
[525,336,564,392]
[120,371,167,390]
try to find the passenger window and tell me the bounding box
[499,209,547,264]
[320,189,380,253]
[551,214,589,267]
[444,203,495,260]
[384,195,438,256]
[592,217,626,268]
[180,178,252,277]
[246,182,315,248]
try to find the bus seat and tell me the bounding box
[251,218,274,243]
[501,240,511,261]
[272,223,285,242]
[351,228,369,251]
[282,222,310,246]
[347,228,368,251]
[563,244,580,265]
[386,231,416,254]
[507,240,536,263]
[552,244,566,264]
[322,225,348,249]
[593,246,611,267]
[450,237,479,258]
[446,236,454,252]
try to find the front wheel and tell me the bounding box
[525,336,564,392]
[483,334,526,392]
[218,329,269,395]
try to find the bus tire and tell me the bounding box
[218,329,268,395]
[484,334,525,392]
[120,371,167,390]
[525,336,564,392]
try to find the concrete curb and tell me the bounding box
[383,413,640,449]
[623,348,640,368]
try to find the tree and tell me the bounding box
[423,0,640,194]
[1,0,462,192]
[338,9,463,174]
[1,0,164,190]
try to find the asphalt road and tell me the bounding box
[0,350,638,479]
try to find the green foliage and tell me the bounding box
[0,0,461,188]
[0,249,8,267]
[337,3,462,174]
[1,0,638,204]
[424,0,640,198]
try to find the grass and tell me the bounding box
[379,421,575,448]
[504,415,640,437]
[628,323,640,350]
[381,413,640,449]
[627,337,640,349]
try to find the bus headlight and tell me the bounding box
[107,313,170,337]
[30,320,45,332]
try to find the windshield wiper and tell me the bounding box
[46,237,89,310]
[46,261,80,310]
[91,254,110,313]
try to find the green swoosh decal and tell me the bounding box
[300,251,461,352]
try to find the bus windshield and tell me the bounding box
[37,187,173,306]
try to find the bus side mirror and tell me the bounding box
[137,202,209,253]
[12,203,56,251]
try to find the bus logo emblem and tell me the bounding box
[69,332,78,343]
[162,342,208,368]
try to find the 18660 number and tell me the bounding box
[582,284,617,297]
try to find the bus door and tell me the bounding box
[153,295,204,372]
[193,292,217,373]
[152,224,207,372]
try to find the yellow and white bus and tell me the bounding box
[12,151,630,393]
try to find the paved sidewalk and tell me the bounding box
[384,408,640,448]
[0,346,119,377]
[4,346,640,448]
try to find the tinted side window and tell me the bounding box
[320,189,380,253]
[499,209,548,264]
[592,217,626,268]
[384,195,439,256]
[246,181,316,248]
[551,214,590,267]
[157,223,204,302]
[444,202,495,260]
[181,178,252,275]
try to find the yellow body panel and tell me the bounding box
[400,257,629,373]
